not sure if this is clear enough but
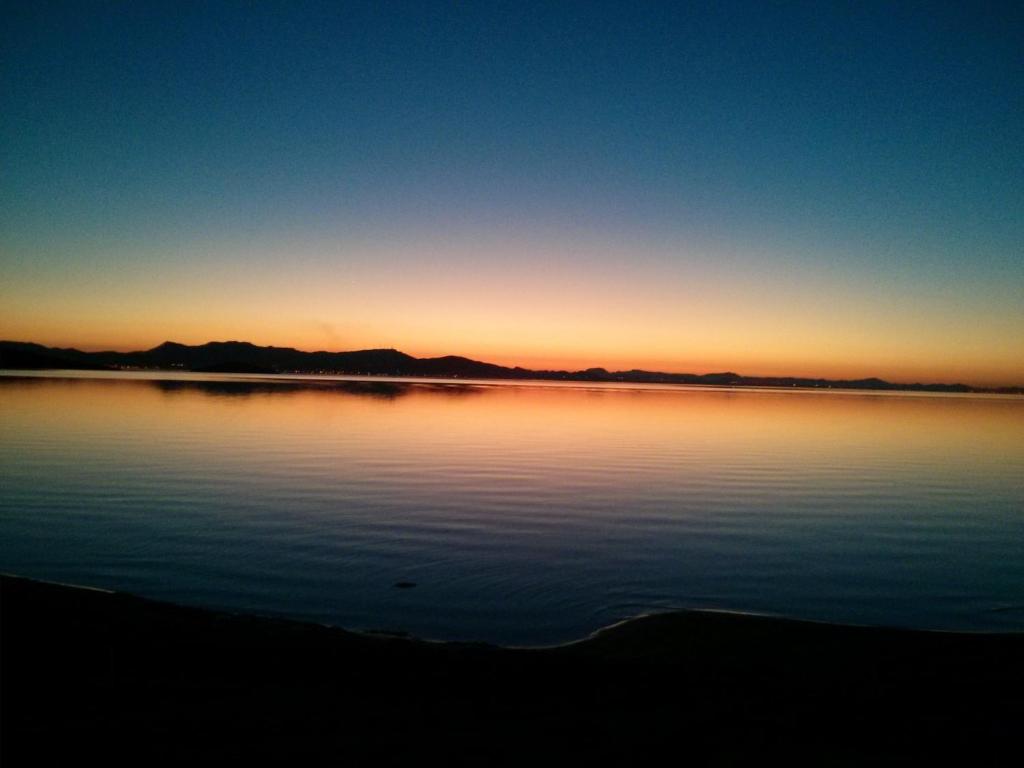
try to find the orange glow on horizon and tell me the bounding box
[3,326,1020,389]
[3,233,1022,388]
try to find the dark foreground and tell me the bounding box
[2,575,1021,765]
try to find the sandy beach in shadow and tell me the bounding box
[2,574,1021,765]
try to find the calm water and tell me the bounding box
[2,371,1023,644]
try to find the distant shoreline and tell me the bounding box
[2,339,1022,395]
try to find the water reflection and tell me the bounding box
[148,378,428,399]
[1,372,1022,644]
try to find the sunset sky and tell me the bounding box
[2,2,1022,385]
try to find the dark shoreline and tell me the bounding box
[2,574,1021,765]
[6,339,1022,394]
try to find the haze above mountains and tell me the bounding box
[3,340,1019,395]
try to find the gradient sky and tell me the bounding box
[2,1,1022,385]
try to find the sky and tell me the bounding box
[2,1,1022,385]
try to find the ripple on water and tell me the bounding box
[1,373,1023,644]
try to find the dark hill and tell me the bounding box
[0,339,1010,393]
[0,342,108,370]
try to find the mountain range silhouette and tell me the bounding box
[1,339,1018,394]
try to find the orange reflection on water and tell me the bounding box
[3,371,1024,641]
[4,373,1023,468]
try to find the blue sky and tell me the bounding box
[2,1,1022,383]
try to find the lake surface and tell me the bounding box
[2,370,1022,644]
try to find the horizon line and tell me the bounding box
[5,337,1023,392]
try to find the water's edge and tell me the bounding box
[4,572,1020,651]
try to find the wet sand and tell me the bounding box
[2,574,1021,765]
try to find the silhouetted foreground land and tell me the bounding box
[2,575,1021,765]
